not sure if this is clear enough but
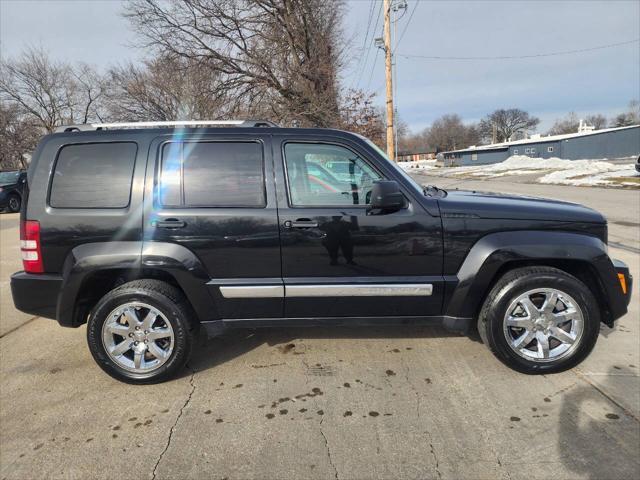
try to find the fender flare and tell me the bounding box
[444,230,618,320]
[57,241,216,326]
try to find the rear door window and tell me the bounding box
[50,142,137,209]
[159,141,265,208]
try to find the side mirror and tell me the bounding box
[368,180,404,214]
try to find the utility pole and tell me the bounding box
[383,0,395,161]
[391,1,407,160]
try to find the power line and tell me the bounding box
[349,0,376,90]
[354,0,383,89]
[397,38,640,61]
[365,49,381,90]
[393,0,418,53]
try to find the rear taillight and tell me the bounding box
[20,220,43,273]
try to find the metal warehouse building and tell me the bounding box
[442,124,640,166]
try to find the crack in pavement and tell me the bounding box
[400,359,446,480]
[302,350,338,480]
[319,416,339,480]
[496,456,513,480]
[575,369,640,422]
[608,241,640,254]
[0,315,39,339]
[401,358,420,419]
[429,443,442,480]
[300,355,312,387]
[152,367,196,480]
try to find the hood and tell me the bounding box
[438,189,606,223]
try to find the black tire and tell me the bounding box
[7,194,21,213]
[477,266,600,374]
[87,280,195,384]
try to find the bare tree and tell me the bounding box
[479,108,540,143]
[0,47,107,132]
[548,112,579,135]
[338,89,385,147]
[585,114,607,130]
[106,54,233,121]
[413,114,479,152]
[124,0,344,127]
[611,99,640,127]
[549,112,609,135]
[0,103,40,170]
[398,126,428,153]
[73,63,109,123]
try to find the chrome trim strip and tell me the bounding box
[219,283,433,298]
[286,284,433,297]
[219,285,284,298]
[95,120,244,128]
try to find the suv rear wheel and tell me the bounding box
[478,266,600,374]
[7,194,21,213]
[87,280,194,384]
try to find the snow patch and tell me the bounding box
[398,160,437,171]
[540,167,638,186]
[403,154,638,187]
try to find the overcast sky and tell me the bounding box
[2,0,639,133]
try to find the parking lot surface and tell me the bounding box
[1,177,638,480]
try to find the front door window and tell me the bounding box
[284,143,382,207]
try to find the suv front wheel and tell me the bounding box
[478,266,600,374]
[87,280,194,384]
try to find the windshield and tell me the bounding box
[357,135,427,195]
[0,171,20,184]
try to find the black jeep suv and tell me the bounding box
[10,120,632,384]
[0,169,27,213]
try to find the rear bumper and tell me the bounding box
[10,271,61,320]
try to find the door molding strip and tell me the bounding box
[218,284,432,298]
[219,285,285,298]
[286,284,432,297]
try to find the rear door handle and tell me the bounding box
[284,219,319,229]
[152,218,186,229]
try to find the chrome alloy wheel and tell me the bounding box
[503,288,584,362]
[101,302,174,373]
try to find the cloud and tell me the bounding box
[346,0,640,131]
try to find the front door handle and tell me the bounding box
[284,219,319,229]
[152,218,186,229]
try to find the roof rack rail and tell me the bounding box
[55,119,278,133]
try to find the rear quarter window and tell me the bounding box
[49,142,137,209]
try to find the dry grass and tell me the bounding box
[608,176,640,184]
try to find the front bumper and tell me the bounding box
[613,259,633,309]
[0,191,9,209]
[11,271,62,320]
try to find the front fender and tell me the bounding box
[444,231,622,321]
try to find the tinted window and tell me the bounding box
[50,143,137,208]
[284,143,382,206]
[0,171,21,184]
[159,141,265,207]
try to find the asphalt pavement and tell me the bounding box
[1,177,638,480]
